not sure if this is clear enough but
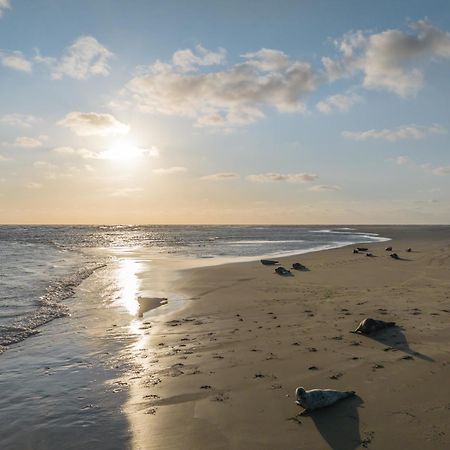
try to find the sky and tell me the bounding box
[0,0,449,224]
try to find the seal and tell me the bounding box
[351,318,396,335]
[295,387,355,411]
[275,266,291,275]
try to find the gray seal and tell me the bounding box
[295,387,355,411]
[351,318,396,335]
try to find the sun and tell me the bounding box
[97,139,159,162]
[100,140,144,161]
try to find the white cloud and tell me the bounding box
[14,136,45,148]
[0,0,11,18]
[201,172,240,181]
[241,48,290,71]
[0,154,12,162]
[33,161,57,170]
[152,166,187,175]
[172,45,226,72]
[395,155,411,165]
[52,146,96,159]
[52,143,157,160]
[323,20,450,96]
[247,172,318,183]
[0,113,38,127]
[41,163,95,180]
[125,46,317,128]
[0,50,32,72]
[109,187,143,197]
[433,166,450,176]
[308,184,342,192]
[35,36,113,80]
[316,92,362,114]
[57,112,129,136]
[342,124,447,142]
[26,182,42,189]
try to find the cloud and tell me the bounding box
[316,92,362,114]
[52,146,95,159]
[201,172,240,181]
[0,0,11,18]
[0,154,12,162]
[395,155,411,165]
[109,187,144,197]
[152,166,187,175]
[26,182,42,189]
[432,166,450,176]
[125,46,317,128]
[35,36,113,80]
[33,161,57,170]
[172,45,226,72]
[342,124,446,142]
[323,20,450,96]
[247,172,318,183]
[240,48,290,71]
[52,144,158,160]
[0,113,38,127]
[0,50,32,72]
[57,112,129,136]
[308,184,342,192]
[14,136,46,148]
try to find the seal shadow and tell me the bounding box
[306,395,364,450]
[392,256,412,261]
[364,327,434,362]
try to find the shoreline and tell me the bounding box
[124,225,450,450]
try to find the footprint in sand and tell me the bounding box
[213,392,230,402]
[330,372,343,380]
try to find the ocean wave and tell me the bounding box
[0,263,106,353]
[228,239,305,245]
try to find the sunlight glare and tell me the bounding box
[117,259,140,315]
[100,140,151,161]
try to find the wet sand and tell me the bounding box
[125,226,450,450]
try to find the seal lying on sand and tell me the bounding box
[261,259,278,265]
[295,387,355,412]
[275,266,291,275]
[390,252,399,259]
[351,318,396,335]
[385,246,393,251]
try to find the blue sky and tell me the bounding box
[0,0,449,224]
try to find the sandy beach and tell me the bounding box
[123,226,450,450]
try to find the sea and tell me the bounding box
[0,225,389,449]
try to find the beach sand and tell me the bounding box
[124,226,450,450]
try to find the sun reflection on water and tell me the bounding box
[117,259,140,315]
